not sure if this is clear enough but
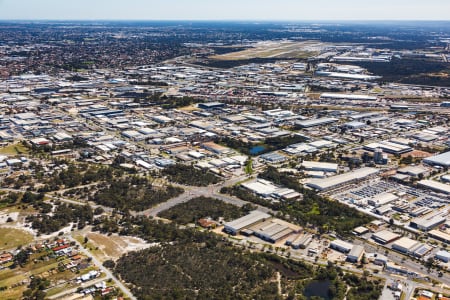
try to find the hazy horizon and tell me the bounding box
[1,0,450,21]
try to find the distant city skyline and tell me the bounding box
[0,0,450,21]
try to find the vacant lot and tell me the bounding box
[0,227,33,251]
[84,232,150,262]
[0,143,29,156]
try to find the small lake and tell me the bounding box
[303,280,331,300]
[249,145,266,155]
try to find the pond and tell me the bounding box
[303,280,331,300]
[249,145,266,155]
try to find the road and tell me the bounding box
[68,236,137,300]
[354,239,450,287]
[137,174,274,217]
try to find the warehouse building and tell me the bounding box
[249,218,301,243]
[423,151,450,168]
[301,161,338,173]
[372,230,401,244]
[291,234,312,249]
[418,180,450,195]
[306,167,379,191]
[428,230,450,244]
[295,117,338,128]
[223,211,271,235]
[391,237,420,254]
[410,214,447,231]
[364,141,412,155]
[330,239,353,253]
[435,250,450,263]
[347,245,365,263]
[320,93,377,101]
[368,192,398,208]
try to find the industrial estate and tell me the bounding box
[0,20,450,300]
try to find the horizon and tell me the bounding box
[1,0,450,21]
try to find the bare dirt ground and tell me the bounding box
[84,232,151,262]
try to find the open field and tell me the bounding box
[0,143,29,156]
[0,227,34,251]
[76,232,150,262]
[210,41,324,61]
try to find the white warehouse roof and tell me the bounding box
[306,167,379,191]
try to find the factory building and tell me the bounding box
[372,230,401,245]
[249,218,300,243]
[223,211,271,235]
[410,214,447,231]
[435,250,450,263]
[330,239,353,253]
[347,245,365,263]
[301,161,338,173]
[428,230,450,244]
[423,151,450,168]
[306,167,379,191]
[295,117,338,128]
[418,180,450,195]
[368,192,398,208]
[391,237,420,254]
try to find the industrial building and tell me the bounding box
[435,250,450,263]
[368,192,398,208]
[391,237,420,254]
[306,167,379,191]
[372,230,401,244]
[320,93,377,101]
[410,214,447,231]
[249,218,300,243]
[423,151,450,167]
[301,161,338,173]
[364,141,412,155]
[330,239,353,253]
[223,211,271,235]
[347,245,365,263]
[290,234,312,249]
[428,230,450,244]
[418,180,450,195]
[295,117,338,128]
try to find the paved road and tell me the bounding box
[138,174,274,217]
[69,236,137,300]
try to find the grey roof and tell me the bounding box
[424,151,450,167]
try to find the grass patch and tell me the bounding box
[0,143,29,156]
[0,228,34,251]
[0,285,27,300]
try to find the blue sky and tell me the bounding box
[0,0,449,21]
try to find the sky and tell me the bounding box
[0,0,449,21]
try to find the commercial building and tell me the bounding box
[423,151,450,167]
[347,245,365,263]
[223,211,271,235]
[372,230,401,244]
[306,167,379,191]
[330,239,353,253]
